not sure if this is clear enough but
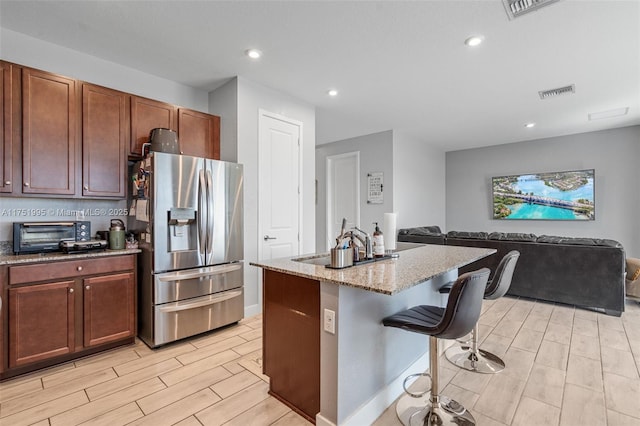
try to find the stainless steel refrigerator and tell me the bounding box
[128,152,243,347]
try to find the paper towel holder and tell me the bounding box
[384,212,399,257]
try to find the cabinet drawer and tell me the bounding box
[9,255,135,285]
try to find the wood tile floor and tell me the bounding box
[374,297,640,426]
[1,297,639,425]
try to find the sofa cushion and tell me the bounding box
[488,232,537,242]
[447,231,488,240]
[398,226,442,236]
[537,235,622,247]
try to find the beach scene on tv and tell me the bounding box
[493,170,595,220]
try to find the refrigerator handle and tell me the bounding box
[206,169,215,262]
[198,169,208,257]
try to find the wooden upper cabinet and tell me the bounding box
[178,108,220,159]
[21,67,76,195]
[130,96,177,158]
[82,83,128,198]
[1,61,14,193]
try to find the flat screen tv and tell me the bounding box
[492,169,595,220]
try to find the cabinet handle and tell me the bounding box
[83,185,89,190]
[85,285,91,290]
[77,266,83,271]
[69,288,74,293]
[24,182,29,187]
[4,180,10,185]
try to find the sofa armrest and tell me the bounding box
[626,258,640,299]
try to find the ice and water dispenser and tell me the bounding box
[167,207,197,251]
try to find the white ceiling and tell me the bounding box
[1,0,638,151]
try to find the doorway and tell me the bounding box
[258,110,302,262]
[326,151,360,250]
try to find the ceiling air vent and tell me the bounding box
[538,84,575,100]
[503,0,561,20]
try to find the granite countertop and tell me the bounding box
[0,248,142,266]
[250,244,496,295]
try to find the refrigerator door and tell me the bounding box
[151,152,206,272]
[206,160,243,264]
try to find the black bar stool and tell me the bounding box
[383,268,490,426]
[441,250,520,374]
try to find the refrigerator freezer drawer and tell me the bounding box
[153,288,244,347]
[154,263,243,304]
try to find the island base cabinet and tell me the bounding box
[8,281,75,367]
[263,270,320,423]
[83,272,135,348]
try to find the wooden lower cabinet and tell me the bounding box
[2,254,136,378]
[9,281,75,367]
[83,272,135,347]
[263,270,320,423]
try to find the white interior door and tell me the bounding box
[258,111,301,261]
[326,151,360,250]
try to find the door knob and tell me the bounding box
[4,180,10,185]
[263,235,277,241]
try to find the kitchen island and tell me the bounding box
[251,243,495,426]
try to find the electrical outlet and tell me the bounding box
[324,309,336,334]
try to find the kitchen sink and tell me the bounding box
[293,242,423,268]
[293,255,331,266]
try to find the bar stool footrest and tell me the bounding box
[402,372,432,398]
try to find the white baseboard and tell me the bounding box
[316,413,336,426]
[339,352,430,426]
[244,303,261,318]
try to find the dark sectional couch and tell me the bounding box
[398,227,626,316]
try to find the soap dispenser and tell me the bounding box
[372,222,385,258]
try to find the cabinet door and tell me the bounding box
[82,83,128,198]
[83,272,135,347]
[178,108,220,159]
[9,281,75,367]
[22,68,76,195]
[130,96,176,158]
[0,61,13,193]
[263,270,320,421]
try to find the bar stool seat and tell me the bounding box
[441,250,520,374]
[383,268,490,426]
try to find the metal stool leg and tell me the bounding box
[396,337,476,426]
[445,323,506,374]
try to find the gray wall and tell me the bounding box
[209,78,238,163]
[1,28,209,111]
[392,132,446,231]
[315,131,394,253]
[446,125,640,257]
[236,77,316,316]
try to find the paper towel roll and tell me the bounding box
[383,212,397,250]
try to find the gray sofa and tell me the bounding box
[398,227,626,316]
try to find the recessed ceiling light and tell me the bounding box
[525,122,536,128]
[245,49,262,59]
[464,35,484,47]
[588,107,629,121]
[327,89,338,97]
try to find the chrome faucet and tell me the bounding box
[351,227,373,259]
